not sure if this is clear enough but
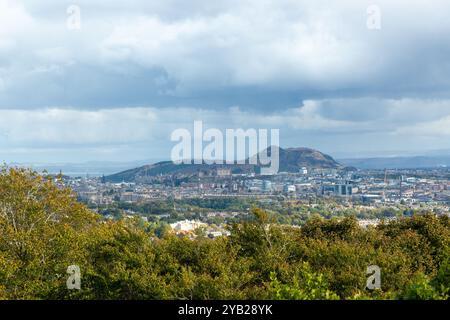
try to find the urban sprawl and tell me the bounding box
[63,167,450,238]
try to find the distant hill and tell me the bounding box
[277,147,341,171]
[105,147,341,182]
[340,155,450,169]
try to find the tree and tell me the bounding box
[0,167,449,300]
[0,167,97,299]
[268,263,339,300]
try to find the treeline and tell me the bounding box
[0,168,449,300]
[96,196,418,227]
[98,197,254,216]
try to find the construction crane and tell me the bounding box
[382,168,388,202]
[399,174,403,200]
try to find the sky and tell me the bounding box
[1,0,450,164]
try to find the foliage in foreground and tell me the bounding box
[0,167,449,300]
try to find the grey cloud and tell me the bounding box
[0,62,178,108]
[314,99,450,124]
[1,0,450,162]
[0,0,450,110]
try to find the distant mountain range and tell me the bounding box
[339,155,450,169]
[105,147,342,182]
